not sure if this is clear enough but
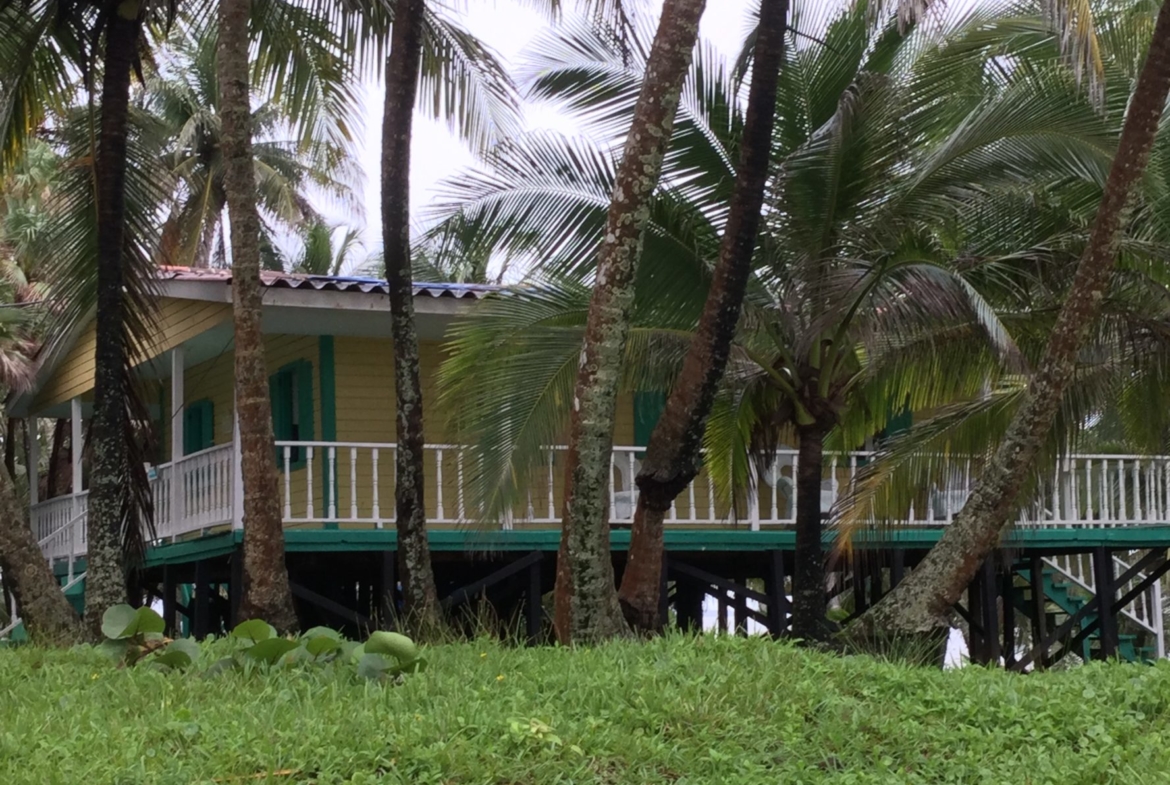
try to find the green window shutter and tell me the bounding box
[296,360,315,443]
[634,391,666,447]
[183,400,214,455]
[269,361,314,470]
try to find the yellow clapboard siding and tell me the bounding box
[35,299,231,410]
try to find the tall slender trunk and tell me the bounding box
[857,0,1170,637]
[84,7,141,637]
[383,0,441,629]
[618,0,788,632]
[4,417,16,480]
[0,464,80,643]
[218,0,298,632]
[554,0,707,644]
[791,422,828,641]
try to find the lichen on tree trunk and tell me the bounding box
[554,0,708,645]
[383,0,442,631]
[83,7,142,638]
[618,0,789,632]
[217,0,298,633]
[0,464,79,644]
[854,0,1170,639]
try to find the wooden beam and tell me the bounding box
[162,566,176,638]
[765,549,789,637]
[193,560,211,639]
[441,551,543,610]
[1028,556,1049,670]
[980,559,1000,665]
[290,581,372,629]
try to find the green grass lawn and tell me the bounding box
[3,635,1170,784]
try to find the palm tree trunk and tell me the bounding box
[857,0,1170,638]
[383,0,441,629]
[4,417,16,480]
[553,0,707,644]
[83,7,141,637]
[791,422,829,641]
[618,0,788,632]
[0,464,79,643]
[217,0,298,632]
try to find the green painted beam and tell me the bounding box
[115,524,1170,567]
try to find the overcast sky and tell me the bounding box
[344,0,756,255]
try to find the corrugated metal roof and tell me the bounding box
[157,266,499,299]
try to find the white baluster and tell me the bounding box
[350,448,358,520]
[283,446,292,520]
[306,447,315,519]
[687,480,696,523]
[707,473,716,523]
[435,448,445,521]
[547,450,555,520]
[372,448,381,527]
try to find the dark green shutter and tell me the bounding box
[296,360,315,442]
[634,391,666,447]
[183,400,214,455]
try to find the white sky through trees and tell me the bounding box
[345,0,755,261]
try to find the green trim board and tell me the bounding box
[318,336,337,528]
[109,525,1170,569]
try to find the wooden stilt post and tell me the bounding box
[229,553,243,628]
[658,553,670,628]
[717,590,728,634]
[733,575,748,636]
[1029,556,1049,669]
[1002,571,1016,668]
[853,551,868,614]
[162,566,176,637]
[891,549,905,589]
[765,549,788,637]
[1093,547,1118,660]
[193,560,211,639]
[380,550,397,630]
[526,554,542,645]
[967,569,985,664]
[981,558,1001,665]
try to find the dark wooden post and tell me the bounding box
[980,558,1001,665]
[229,553,243,628]
[967,566,986,664]
[764,549,788,637]
[852,551,868,614]
[717,590,728,634]
[380,550,397,630]
[526,554,542,645]
[674,578,704,633]
[1029,556,1049,670]
[1092,546,1119,660]
[658,554,670,627]
[733,576,748,636]
[891,549,905,589]
[162,565,176,637]
[193,560,211,639]
[1001,571,1015,668]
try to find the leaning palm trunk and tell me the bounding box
[554,0,708,644]
[856,0,1170,638]
[618,0,788,632]
[84,7,143,636]
[0,463,79,643]
[383,0,442,629]
[217,0,298,632]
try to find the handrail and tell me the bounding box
[36,509,86,548]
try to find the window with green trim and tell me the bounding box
[183,400,214,455]
[270,360,314,470]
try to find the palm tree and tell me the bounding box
[217,0,300,631]
[147,25,360,271]
[617,0,789,632]
[858,0,1170,639]
[435,0,1152,639]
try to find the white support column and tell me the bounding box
[231,400,244,529]
[26,417,38,507]
[171,347,185,528]
[70,398,83,495]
